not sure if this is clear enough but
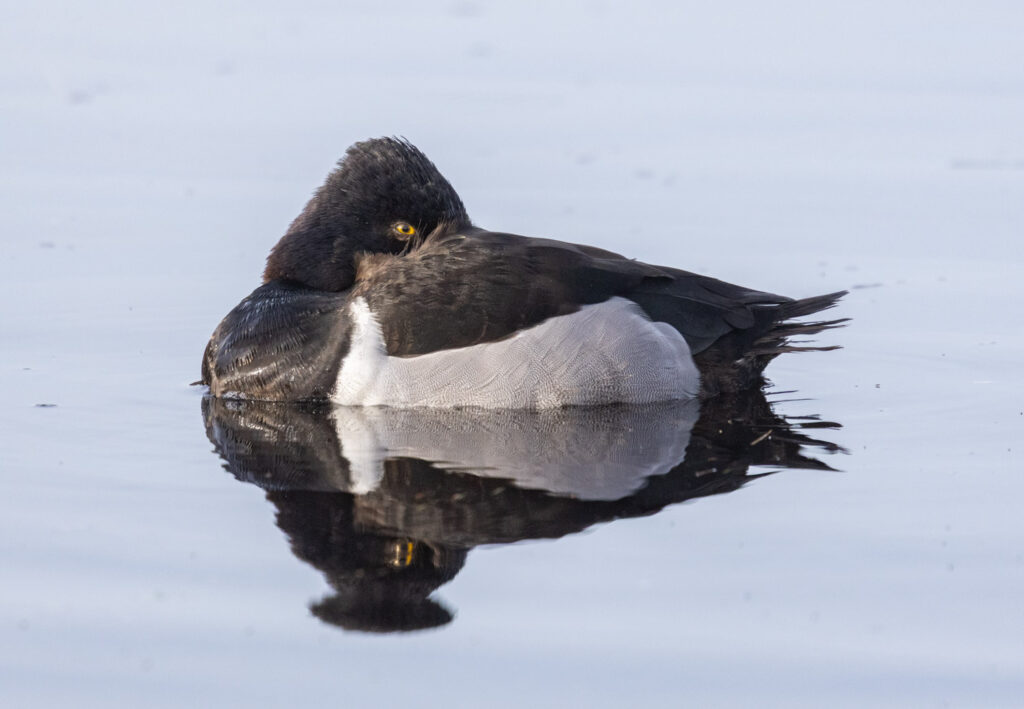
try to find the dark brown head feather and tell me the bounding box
[264,137,471,291]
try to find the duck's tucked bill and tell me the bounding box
[201,137,847,407]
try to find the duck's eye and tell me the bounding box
[392,222,416,238]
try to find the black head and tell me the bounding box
[263,137,471,291]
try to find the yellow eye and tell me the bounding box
[393,222,416,238]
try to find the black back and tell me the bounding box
[353,228,796,357]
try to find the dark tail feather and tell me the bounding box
[776,290,848,319]
[754,291,850,353]
[751,290,850,356]
[695,290,849,396]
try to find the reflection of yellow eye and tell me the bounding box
[393,222,416,238]
[391,540,415,568]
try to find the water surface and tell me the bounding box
[2,2,1023,707]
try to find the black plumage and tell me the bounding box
[263,138,469,292]
[202,282,350,400]
[202,137,847,402]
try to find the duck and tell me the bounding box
[201,137,846,408]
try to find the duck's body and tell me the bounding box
[202,139,845,407]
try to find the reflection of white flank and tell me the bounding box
[333,296,701,408]
[330,403,700,501]
[331,411,386,494]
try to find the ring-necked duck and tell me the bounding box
[202,138,846,407]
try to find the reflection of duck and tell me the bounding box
[202,390,843,633]
[202,138,846,406]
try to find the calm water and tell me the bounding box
[3,3,1023,707]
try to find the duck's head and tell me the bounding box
[263,137,470,291]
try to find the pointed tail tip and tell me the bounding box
[780,289,849,320]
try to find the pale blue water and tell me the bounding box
[2,2,1023,707]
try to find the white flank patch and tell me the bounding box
[333,296,701,408]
